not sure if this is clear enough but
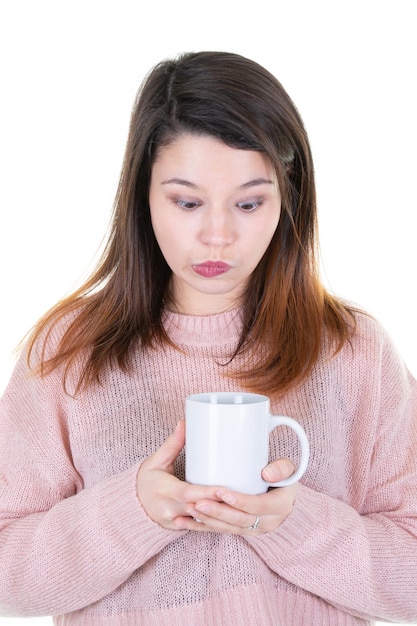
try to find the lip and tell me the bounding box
[192,261,232,278]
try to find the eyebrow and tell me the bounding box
[161,177,274,189]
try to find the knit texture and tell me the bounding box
[0,308,416,625]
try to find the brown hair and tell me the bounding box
[28,51,355,394]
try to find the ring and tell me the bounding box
[247,514,260,530]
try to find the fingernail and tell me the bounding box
[221,493,236,505]
[195,502,211,514]
[263,466,280,482]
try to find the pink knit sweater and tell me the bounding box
[0,308,416,625]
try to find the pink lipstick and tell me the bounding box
[192,261,231,278]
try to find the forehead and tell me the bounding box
[151,133,276,186]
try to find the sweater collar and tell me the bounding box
[162,308,243,347]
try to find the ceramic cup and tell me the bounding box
[185,392,309,495]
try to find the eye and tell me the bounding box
[174,199,202,211]
[236,199,264,212]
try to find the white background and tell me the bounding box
[0,1,415,624]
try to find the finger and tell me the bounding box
[148,420,185,471]
[262,458,296,483]
[211,490,260,516]
[186,500,270,535]
[193,500,250,528]
[215,482,298,517]
[173,515,212,532]
[186,480,299,533]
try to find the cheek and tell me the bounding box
[265,208,281,245]
[150,197,169,245]
[249,211,280,252]
[152,221,173,258]
[150,210,169,256]
[150,212,184,270]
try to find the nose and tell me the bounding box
[199,206,235,247]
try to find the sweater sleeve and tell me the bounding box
[0,351,183,617]
[246,328,417,623]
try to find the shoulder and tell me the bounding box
[335,304,415,394]
[350,307,386,348]
[21,301,90,394]
[349,307,404,364]
[27,306,81,363]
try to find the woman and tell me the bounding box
[0,51,416,625]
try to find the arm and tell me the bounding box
[0,353,182,617]
[184,328,417,622]
[242,340,417,621]
[246,482,417,623]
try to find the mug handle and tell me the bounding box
[267,416,310,487]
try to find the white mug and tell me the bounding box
[185,392,309,495]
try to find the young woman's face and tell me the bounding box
[149,133,281,315]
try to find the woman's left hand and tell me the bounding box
[180,459,298,535]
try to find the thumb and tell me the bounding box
[150,420,185,471]
[262,458,296,483]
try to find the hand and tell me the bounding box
[136,421,222,530]
[182,459,298,536]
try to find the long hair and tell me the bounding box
[28,51,355,394]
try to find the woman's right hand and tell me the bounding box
[136,420,221,530]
